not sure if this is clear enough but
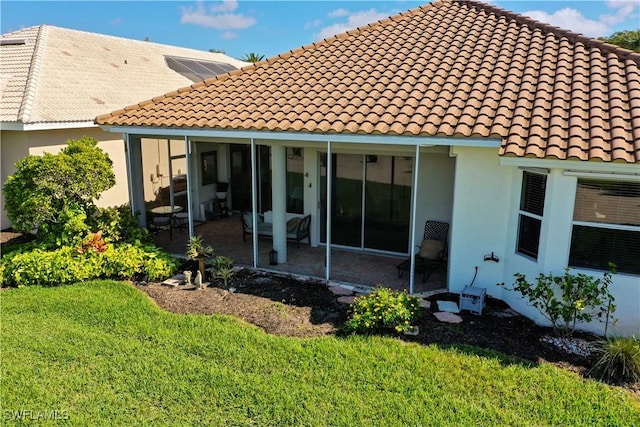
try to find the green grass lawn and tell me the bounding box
[2,281,639,426]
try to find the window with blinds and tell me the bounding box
[569,179,640,275]
[516,172,547,259]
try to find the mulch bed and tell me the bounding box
[137,268,639,395]
[0,230,34,246]
[138,269,346,338]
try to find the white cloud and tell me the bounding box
[210,0,239,14]
[523,0,639,38]
[180,0,256,30]
[220,31,238,40]
[328,8,350,18]
[600,0,637,26]
[523,8,610,37]
[313,9,389,40]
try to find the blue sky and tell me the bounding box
[1,1,639,59]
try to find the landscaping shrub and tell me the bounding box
[186,235,214,276]
[591,336,640,384]
[0,136,178,287]
[344,287,422,334]
[91,204,151,244]
[499,268,616,336]
[211,256,235,288]
[1,243,178,287]
[3,136,115,237]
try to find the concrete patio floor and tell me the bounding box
[152,214,446,294]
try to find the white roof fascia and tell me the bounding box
[23,121,97,131]
[0,121,97,131]
[0,122,24,131]
[99,125,502,148]
[500,156,640,173]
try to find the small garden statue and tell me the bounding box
[183,270,192,286]
[194,270,204,290]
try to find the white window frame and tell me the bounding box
[516,170,548,260]
[568,177,640,275]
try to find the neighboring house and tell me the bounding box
[96,0,639,336]
[0,25,248,227]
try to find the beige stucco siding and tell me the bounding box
[1,127,129,229]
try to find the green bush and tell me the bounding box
[3,136,115,236]
[211,256,235,288]
[499,268,616,336]
[91,205,150,244]
[591,337,640,384]
[344,287,422,334]
[1,243,178,287]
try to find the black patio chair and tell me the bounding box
[148,215,173,239]
[396,220,449,283]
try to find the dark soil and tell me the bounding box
[0,229,34,246]
[138,269,346,338]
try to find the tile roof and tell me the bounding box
[96,0,640,163]
[0,25,247,124]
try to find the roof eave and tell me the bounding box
[97,124,502,148]
[1,120,97,131]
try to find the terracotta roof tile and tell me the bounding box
[96,0,640,163]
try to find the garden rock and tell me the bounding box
[337,296,356,305]
[433,311,463,324]
[540,335,595,357]
[329,286,353,296]
[436,300,460,313]
[419,300,431,309]
[163,274,185,287]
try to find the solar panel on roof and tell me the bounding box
[165,56,238,82]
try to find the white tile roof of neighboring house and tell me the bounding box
[0,25,248,125]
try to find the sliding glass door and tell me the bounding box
[230,144,271,213]
[320,153,412,253]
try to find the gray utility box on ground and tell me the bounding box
[459,286,486,315]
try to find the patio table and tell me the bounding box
[150,206,183,238]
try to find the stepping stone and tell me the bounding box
[337,296,356,304]
[329,286,354,296]
[436,300,460,313]
[419,300,431,309]
[403,326,420,336]
[433,311,463,323]
[162,274,185,287]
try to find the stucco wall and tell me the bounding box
[449,146,639,337]
[1,127,129,229]
[1,131,29,228]
[413,151,455,245]
[448,146,512,296]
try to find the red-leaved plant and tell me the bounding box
[78,230,108,254]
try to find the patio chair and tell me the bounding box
[396,220,449,283]
[173,212,189,233]
[148,215,173,239]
